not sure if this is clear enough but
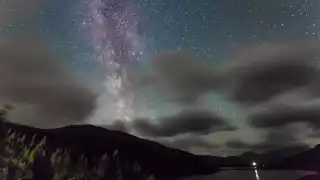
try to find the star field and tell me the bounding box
[1,0,320,155]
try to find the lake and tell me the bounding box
[181,170,316,180]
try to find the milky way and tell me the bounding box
[3,0,320,155]
[81,0,144,123]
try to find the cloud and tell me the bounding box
[225,130,307,152]
[0,34,96,128]
[132,109,235,137]
[157,135,218,153]
[248,97,320,129]
[136,51,222,105]
[225,139,271,151]
[103,118,220,154]
[223,43,320,105]
[0,0,43,28]
[124,42,320,154]
[104,120,129,133]
[136,43,320,106]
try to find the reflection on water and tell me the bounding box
[182,170,315,180]
[254,169,260,180]
[253,162,260,180]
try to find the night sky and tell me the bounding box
[1,0,320,156]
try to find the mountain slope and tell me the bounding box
[0,122,220,179]
[269,145,320,172]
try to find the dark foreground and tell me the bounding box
[0,122,220,180]
[2,121,320,180]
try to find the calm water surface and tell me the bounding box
[181,170,316,180]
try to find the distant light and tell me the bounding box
[252,162,257,166]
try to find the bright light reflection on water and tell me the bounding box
[254,169,260,180]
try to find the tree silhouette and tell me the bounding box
[0,104,13,141]
[0,104,155,180]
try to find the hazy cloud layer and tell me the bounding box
[129,42,320,154]
[0,0,43,28]
[157,135,218,153]
[249,99,320,129]
[136,51,222,105]
[104,120,129,133]
[2,0,319,156]
[225,130,307,152]
[137,43,320,106]
[223,43,320,105]
[0,35,96,128]
[2,31,319,154]
[131,109,234,137]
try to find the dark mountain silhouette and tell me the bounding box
[2,120,320,179]
[221,151,259,167]
[220,146,310,168]
[0,122,220,179]
[267,145,320,172]
[260,146,309,165]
